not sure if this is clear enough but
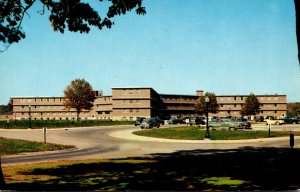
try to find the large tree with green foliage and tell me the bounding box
[0,0,146,49]
[195,92,219,115]
[240,93,260,117]
[63,78,96,121]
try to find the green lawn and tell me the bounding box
[133,126,298,140]
[0,137,74,155]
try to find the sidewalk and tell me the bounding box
[109,128,297,144]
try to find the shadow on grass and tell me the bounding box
[4,147,300,191]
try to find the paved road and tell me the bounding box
[1,124,299,165]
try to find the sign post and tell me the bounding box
[268,123,271,137]
[290,133,294,149]
[43,127,47,144]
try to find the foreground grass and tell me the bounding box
[134,126,299,140]
[2,147,300,191]
[0,137,74,155]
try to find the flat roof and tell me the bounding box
[111,86,154,89]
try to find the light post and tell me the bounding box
[29,105,32,129]
[205,96,210,139]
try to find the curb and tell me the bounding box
[109,129,298,144]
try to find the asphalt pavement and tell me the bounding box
[1,124,299,165]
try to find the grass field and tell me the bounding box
[0,137,74,155]
[133,126,299,140]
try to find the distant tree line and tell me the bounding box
[0,100,12,114]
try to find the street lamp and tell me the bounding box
[205,96,210,139]
[29,104,32,129]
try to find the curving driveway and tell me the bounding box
[1,125,299,165]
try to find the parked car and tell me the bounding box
[189,116,205,126]
[231,118,252,129]
[168,117,182,124]
[238,121,251,129]
[140,118,160,129]
[178,116,190,124]
[207,119,241,131]
[152,116,165,125]
[279,117,299,124]
[265,117,285,125]
[134,117,146,126]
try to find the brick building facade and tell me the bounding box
[10,87,287,121]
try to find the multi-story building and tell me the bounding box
[10,87,287,121]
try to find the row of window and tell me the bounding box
[20,105,66,109]
[122,89,140,95]
[219,110,281,115]
[122,100,140,104]
[220,104,282,108]
[96,97,111,101]
[20,117,111,120]
[218,96,280,102]
[19,111,90,116]
[18,98,63,103]
[161,97,196,101]
[122,109,141,113]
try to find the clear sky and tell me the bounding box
[0,0,299,104]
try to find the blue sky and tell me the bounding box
[0,0,299,104]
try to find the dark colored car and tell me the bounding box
[237,121,252,129]
[153,116,165,125]
[140,118,160,129]
[134,117,146,126]
[189,116,205,126]
[167,117,182,124]
[279,117,299,124]
[232,118,251,129]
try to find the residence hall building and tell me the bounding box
[11,87,287,121]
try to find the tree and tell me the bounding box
[0,0,146,49]
[0,99,12,114]
[287,102,300,117]
[240,93,260,117]
[195,92,219,115]
[63,78,96,121]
